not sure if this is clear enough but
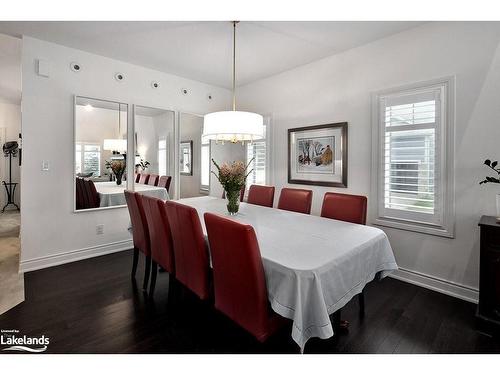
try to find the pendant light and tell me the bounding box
[203,21,264,144]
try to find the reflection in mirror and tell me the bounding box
[180,141,193,176]
[179,113,208,198]
[134,105,175,200]
[75,96,128,211]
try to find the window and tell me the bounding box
[372,78,454,237]
[200,138,210,190]
[246,122,268,187]
[158,138,167,176]
[75,143,101,177]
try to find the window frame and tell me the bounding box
[200,138,210,192]
[158,137,167,176]
[371,77,455,238]
[75,141,101,177]
[246,116,272,190]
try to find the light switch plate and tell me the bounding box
[37,59,50,77]
[41,161,50,171]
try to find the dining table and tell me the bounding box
[95,181,169,207]
[177,196,398,352]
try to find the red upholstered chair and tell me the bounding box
[247,185,275,208]
[124,190,152,290]
[76,178,85,209]
[158,176,172,193]
[164,200,211,300]
[320,192,368,318]
[135,173,141,183]
[221,185,245,202]
[204,213,286,342]
[320,192,367,225]
[148,174,159,186]
[85,179,100,208]
[277,188,313,214]
[138,174,150,185]
[80,179,91,209]
[140,195,175,296]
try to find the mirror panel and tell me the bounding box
[179,113,208,198]
[74,96,128,211]
[134,105,175,199]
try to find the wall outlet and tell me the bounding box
[96,224,104,235]
[41,160,50,171]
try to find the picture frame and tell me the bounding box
[288,122,347,188]
[180,140,193,176]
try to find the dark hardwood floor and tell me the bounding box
[1,250,499,354]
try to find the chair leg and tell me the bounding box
[149,261,158,296]
[143,255,151,291]
[131,248,139,279]
[359,290,365,317]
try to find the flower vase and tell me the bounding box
[115,172,123,186]
[225,189,240,215]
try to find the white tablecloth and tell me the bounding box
[95,182,169,207]
[177,196,398,350]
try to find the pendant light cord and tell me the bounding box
[232,21,237,111]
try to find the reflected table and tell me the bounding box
[95,181,169,207]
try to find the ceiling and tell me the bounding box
[0,21,424,90]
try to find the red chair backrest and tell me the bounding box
[221,185,245,201]
[135,173,141,183]
[141,195,175,274]
[138,174,150,184]
[124,190,150,256]
[204,212,271,341]
[158,176,172,193]
[148,174,159,186]
[320,192,367,225]
[76,178,85,209]
[247,185,275,208]
[277,188,313,214]
[86,179,100,208]
[165,200,210,300]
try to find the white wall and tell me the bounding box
[20,36,231,271]
[0,101,21,208]
[238,22,500,301]
[0,33,21,104]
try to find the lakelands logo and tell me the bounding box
[1,329,49,353]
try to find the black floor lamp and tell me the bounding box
[2,141,20,212]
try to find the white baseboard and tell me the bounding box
[19,239,133,273]
[389,268,479,304]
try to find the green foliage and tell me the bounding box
[479,159,500,185]
[135,158,150,171]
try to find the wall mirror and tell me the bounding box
[180,141,193,176]
[134,105,175,200]
[179,113,209,198]
[74,96,128,211]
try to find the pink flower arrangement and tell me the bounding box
[212,158,253,192]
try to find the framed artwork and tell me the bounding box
[180,140,193,176]
[288,122,347,187]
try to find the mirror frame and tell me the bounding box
[73,95,132,213]
[177,112,208,199]
[132,104,177,199]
